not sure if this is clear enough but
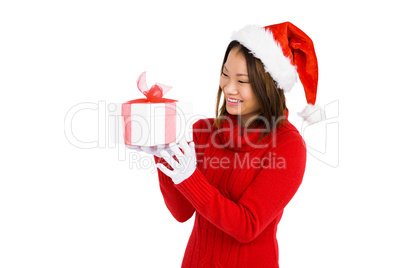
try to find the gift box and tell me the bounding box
[121,72,192,147]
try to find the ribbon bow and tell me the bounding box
[136,71,174,103]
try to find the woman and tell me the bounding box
[141,22,319,268]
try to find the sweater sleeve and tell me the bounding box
[154,119,208,223]
[156,160,195,223]
[174,133,307,243]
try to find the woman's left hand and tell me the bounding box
[156,139,197,185]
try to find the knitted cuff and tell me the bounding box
[175,168,215,210]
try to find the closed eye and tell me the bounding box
[222,70,249,83]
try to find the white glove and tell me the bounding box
[156,139,197,185]
[126,144,173,158]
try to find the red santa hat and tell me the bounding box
[231,22,322,124]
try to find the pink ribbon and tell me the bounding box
[125,71,177,103]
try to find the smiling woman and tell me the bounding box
[215,40,288,131]
[138,22,319,268]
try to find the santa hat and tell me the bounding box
[231,22,322,124]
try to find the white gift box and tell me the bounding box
[121,101,192,147]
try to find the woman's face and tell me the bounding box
[220,46,261,126]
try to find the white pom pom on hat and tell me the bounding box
[231,22,321,124]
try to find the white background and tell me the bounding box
[1,0,401,267]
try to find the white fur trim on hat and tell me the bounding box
[231,25,298,92]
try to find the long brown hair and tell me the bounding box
[214,41,288,133]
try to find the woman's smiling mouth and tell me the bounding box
[227,97,243,104]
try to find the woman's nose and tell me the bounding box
[223,80,238,95]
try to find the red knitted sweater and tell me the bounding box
[156,115,306,268]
